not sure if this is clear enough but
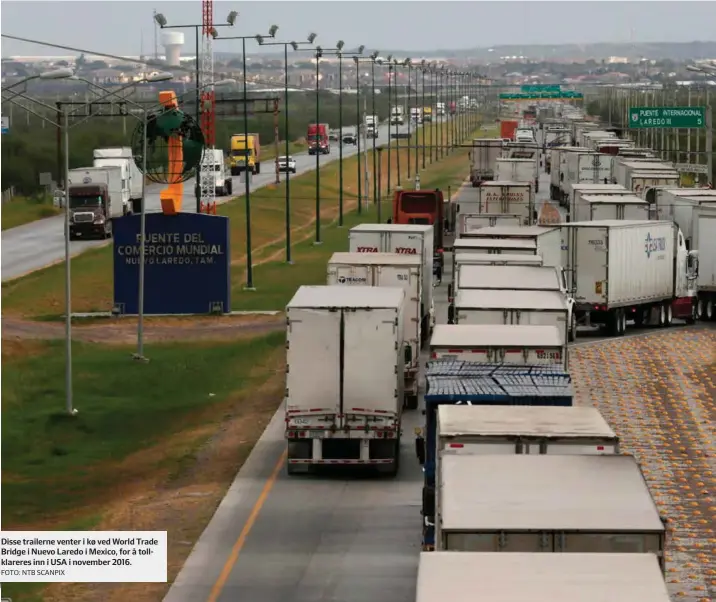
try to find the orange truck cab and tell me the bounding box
[390,188,445,279]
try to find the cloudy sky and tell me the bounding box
[2,1,716,57]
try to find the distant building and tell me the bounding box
[607,56,629,64]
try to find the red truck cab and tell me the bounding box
[449,102,456,116]
[307,123,330,155]
[390,188,445,279]
[500,119,519,141]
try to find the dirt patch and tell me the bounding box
[36,346,286,602]
[1,314,285,345]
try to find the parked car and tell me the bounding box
[278,155,297,174]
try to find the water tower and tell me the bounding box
[161,30,184,66]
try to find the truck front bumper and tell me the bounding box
[70,224,106,238]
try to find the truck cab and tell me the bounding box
[307,123,330,155]
[423,107,433,122]
[230,133,261,175]
[365,115,379,139]
[207,148,233,196]
[68,183,113,240]
[390,106,404,126]
[390,188,445,279]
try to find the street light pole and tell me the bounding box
[371,56,378,207]
[387,58,393,196]
[421,61,426,171]
[355,56,362,214]
[406,60,412,180]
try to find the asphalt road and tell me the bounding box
[1,118,435,281]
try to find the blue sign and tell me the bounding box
[1,116,9,135]
[644,233,666,258]
[113,212,231,315]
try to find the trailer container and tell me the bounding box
[349,224,434,342]
[575,194,649,223]
[453,238,538,255]
[563,219,698,333]
[458,213,522,237]
[435,454,666,562]
[469,139,504,186]
[327,252,422,409]
[471,181,533,225]
[460,225,562,267]
[450,252,543,293]
[650,188,716,233]
[568,183,631,219]
[285,286,405,475]
[630,171,680,197]
[415,552,672,602]
[496,158,539,192]
[453,264,565,296]
[692,206,716,321]
[563,152,612,198]
[549,146,589,204]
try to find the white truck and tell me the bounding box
[434,454,666,558]
[450,288,570,344]
[469,139,504,187]
[691,206,716,321]
[563,152,613,198]
[549,146,590,204]
[581,130,617,149]
[650,188,716,231]
[568,183,631,220]
[410,107,423,124]
[495,158,539,193]
[429,324,568,370]
[284,286,405,475]
[349,224,435,344]
[543,127,570,151]
[450,253,543,297]
[67,166,126,240]
[563,219,698,334]
[458,213,522,237]
[93,147,140,213]
[390,106,405,125]
[453,237,538,256]
[416,552,672,602]
[327,252,422,409]
[471,181,533,225]
[574,194,649,223]
[365,114,379,138]
[630,171,681,197]
[461,225,562,267]
[613,160,677,189]
[203,148,233,196]
[453,264,566,296]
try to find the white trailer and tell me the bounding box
[575,194,649,223]
[453,237,538,255]
[416,553,672,602]
[544,128,570,149]
[461,225,562,268]
[450,253,543,297]
[581,130,617,149]
[458,213,522,236]
[473,181,533,225]
[630,171,680,197]
[327,252,422,409]
[569,183,631,219]
[67,166,126,239]
[454,264,566,295]
[651,188,716,235]
[430,324,568,370]
[692,206,716,321]
[349,224,434,343]
[435,455,666,558]
[549,146,590,205]
[451,289,570,344]
[563,220,698,334]
[435,406,619,458]
[495,158,539,193]
[93,147,143,211]
[285,286,405,475]
[564,152,613,197]
[613,160,676,189]
[469,138,504,186]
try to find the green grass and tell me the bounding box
[1,195,60,230]
[1,332,284,527]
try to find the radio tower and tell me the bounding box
[199,0,216,213]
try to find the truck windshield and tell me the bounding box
[231,149,250,157]
[70,195,102,209]
[400,194,438,214]
[308,135,322,141]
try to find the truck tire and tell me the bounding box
[226,179,233,195]
[685,301,697,325]
[664,303,673,327]
[706,299,714,321]
[255,163,261,174]
[568,314,577,342]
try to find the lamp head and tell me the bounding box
[371,51,379,60]
[316,46,323,59]
[290,41,299,51]
[256,34,265,45]
[336,40,345,52]
[210,27,219,40]
[227,10,238,26]
[145,71,173,83]
[153,12,167,27]
[308,32,317,44]
[268,24,279,37]
[387,54,393,62]
[357,45,365,55]
[39,67,75,80]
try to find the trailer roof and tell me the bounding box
[456,288,567,310]
[630,171,679,177]
[479,180,531,188]
[657,188,716,197]
[287,285,404,309]
[431,324,563,349]
[458,265,561,291]
[454,238,537,250]
[416,552,671,602]
[454,252,543,266]
[564,219,672,228]
[328,252,421,266]
[570,183,628,192]
[436,405,616,439]
[496,158,535,163]
[465,225,558,238]
[349,223,432,233]
[440,454,664,532]
[581,195,647,205]
[620,161,674,170]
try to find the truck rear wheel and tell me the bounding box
[255,163,261,174]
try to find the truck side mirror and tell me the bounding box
[404,344,413,365]
[447,304,456,324]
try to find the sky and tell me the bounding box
[2,1,716,58]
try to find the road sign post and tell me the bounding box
[628,107,706,129]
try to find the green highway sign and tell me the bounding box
[628,106,706,129]
[521,84,561,93]
[500,91,583,101]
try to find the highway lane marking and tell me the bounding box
[206,449,287,602]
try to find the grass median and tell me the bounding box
[1,195,61,230]
[1,120,487,318]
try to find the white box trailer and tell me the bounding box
[450,252,543,297]
[564,152,613,197]
[630,171,680,197]
[569,183,631,219]
[435,454,666,559]
[462,225,562,268]
[549,146,590,204]
[430,324,568,370]
[327,252,422,409]
[692,206,716,320]
[563,220,697,334]
[651,188,716,236]
[454,264,566,295]
[474,181,533,225]
[93,147,143,209]
[613,160,675,189]
[416,552,672,602]
[284,286,405,475]
[469,138,504,186]
[575,194,650,223]
[452,289,569,344]
[458,213,522,236]
[544,128,570,149]
[349,224,434,343]
[495,158,539,192]
[454,237,538,255]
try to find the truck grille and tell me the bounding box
[73,212,95,223]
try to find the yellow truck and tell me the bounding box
[230,133,261,175]
[423,106,433,122]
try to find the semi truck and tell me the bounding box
[230,133,261,175]
[433,454,666,558]
[349,224,435,344]
[284,286,406,475]
[465,181,533,225]
[450,252,543,293]
[417,360,574,550]
[500,119,518,141]
[650,188,716,233]
[67,166,125,240]
[568,183,631,220]
[390,106,405,125]
[548,146,589,204]
[612,160,674,189]
[365,115,379,138]
[307,123,330,154]
[327,252,422,409]
[495,158,539,193]
[563,152,613,197]
[563,220,698,334]
[691,206,716,321]
[574,194,649,223]
[469,139,504,187]
[458,213,522,236]
[461,225,562,267]
[93,147,141,214]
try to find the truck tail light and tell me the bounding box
[448,443,464,448]
[436,248,444,254]
[597,446,604,451]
